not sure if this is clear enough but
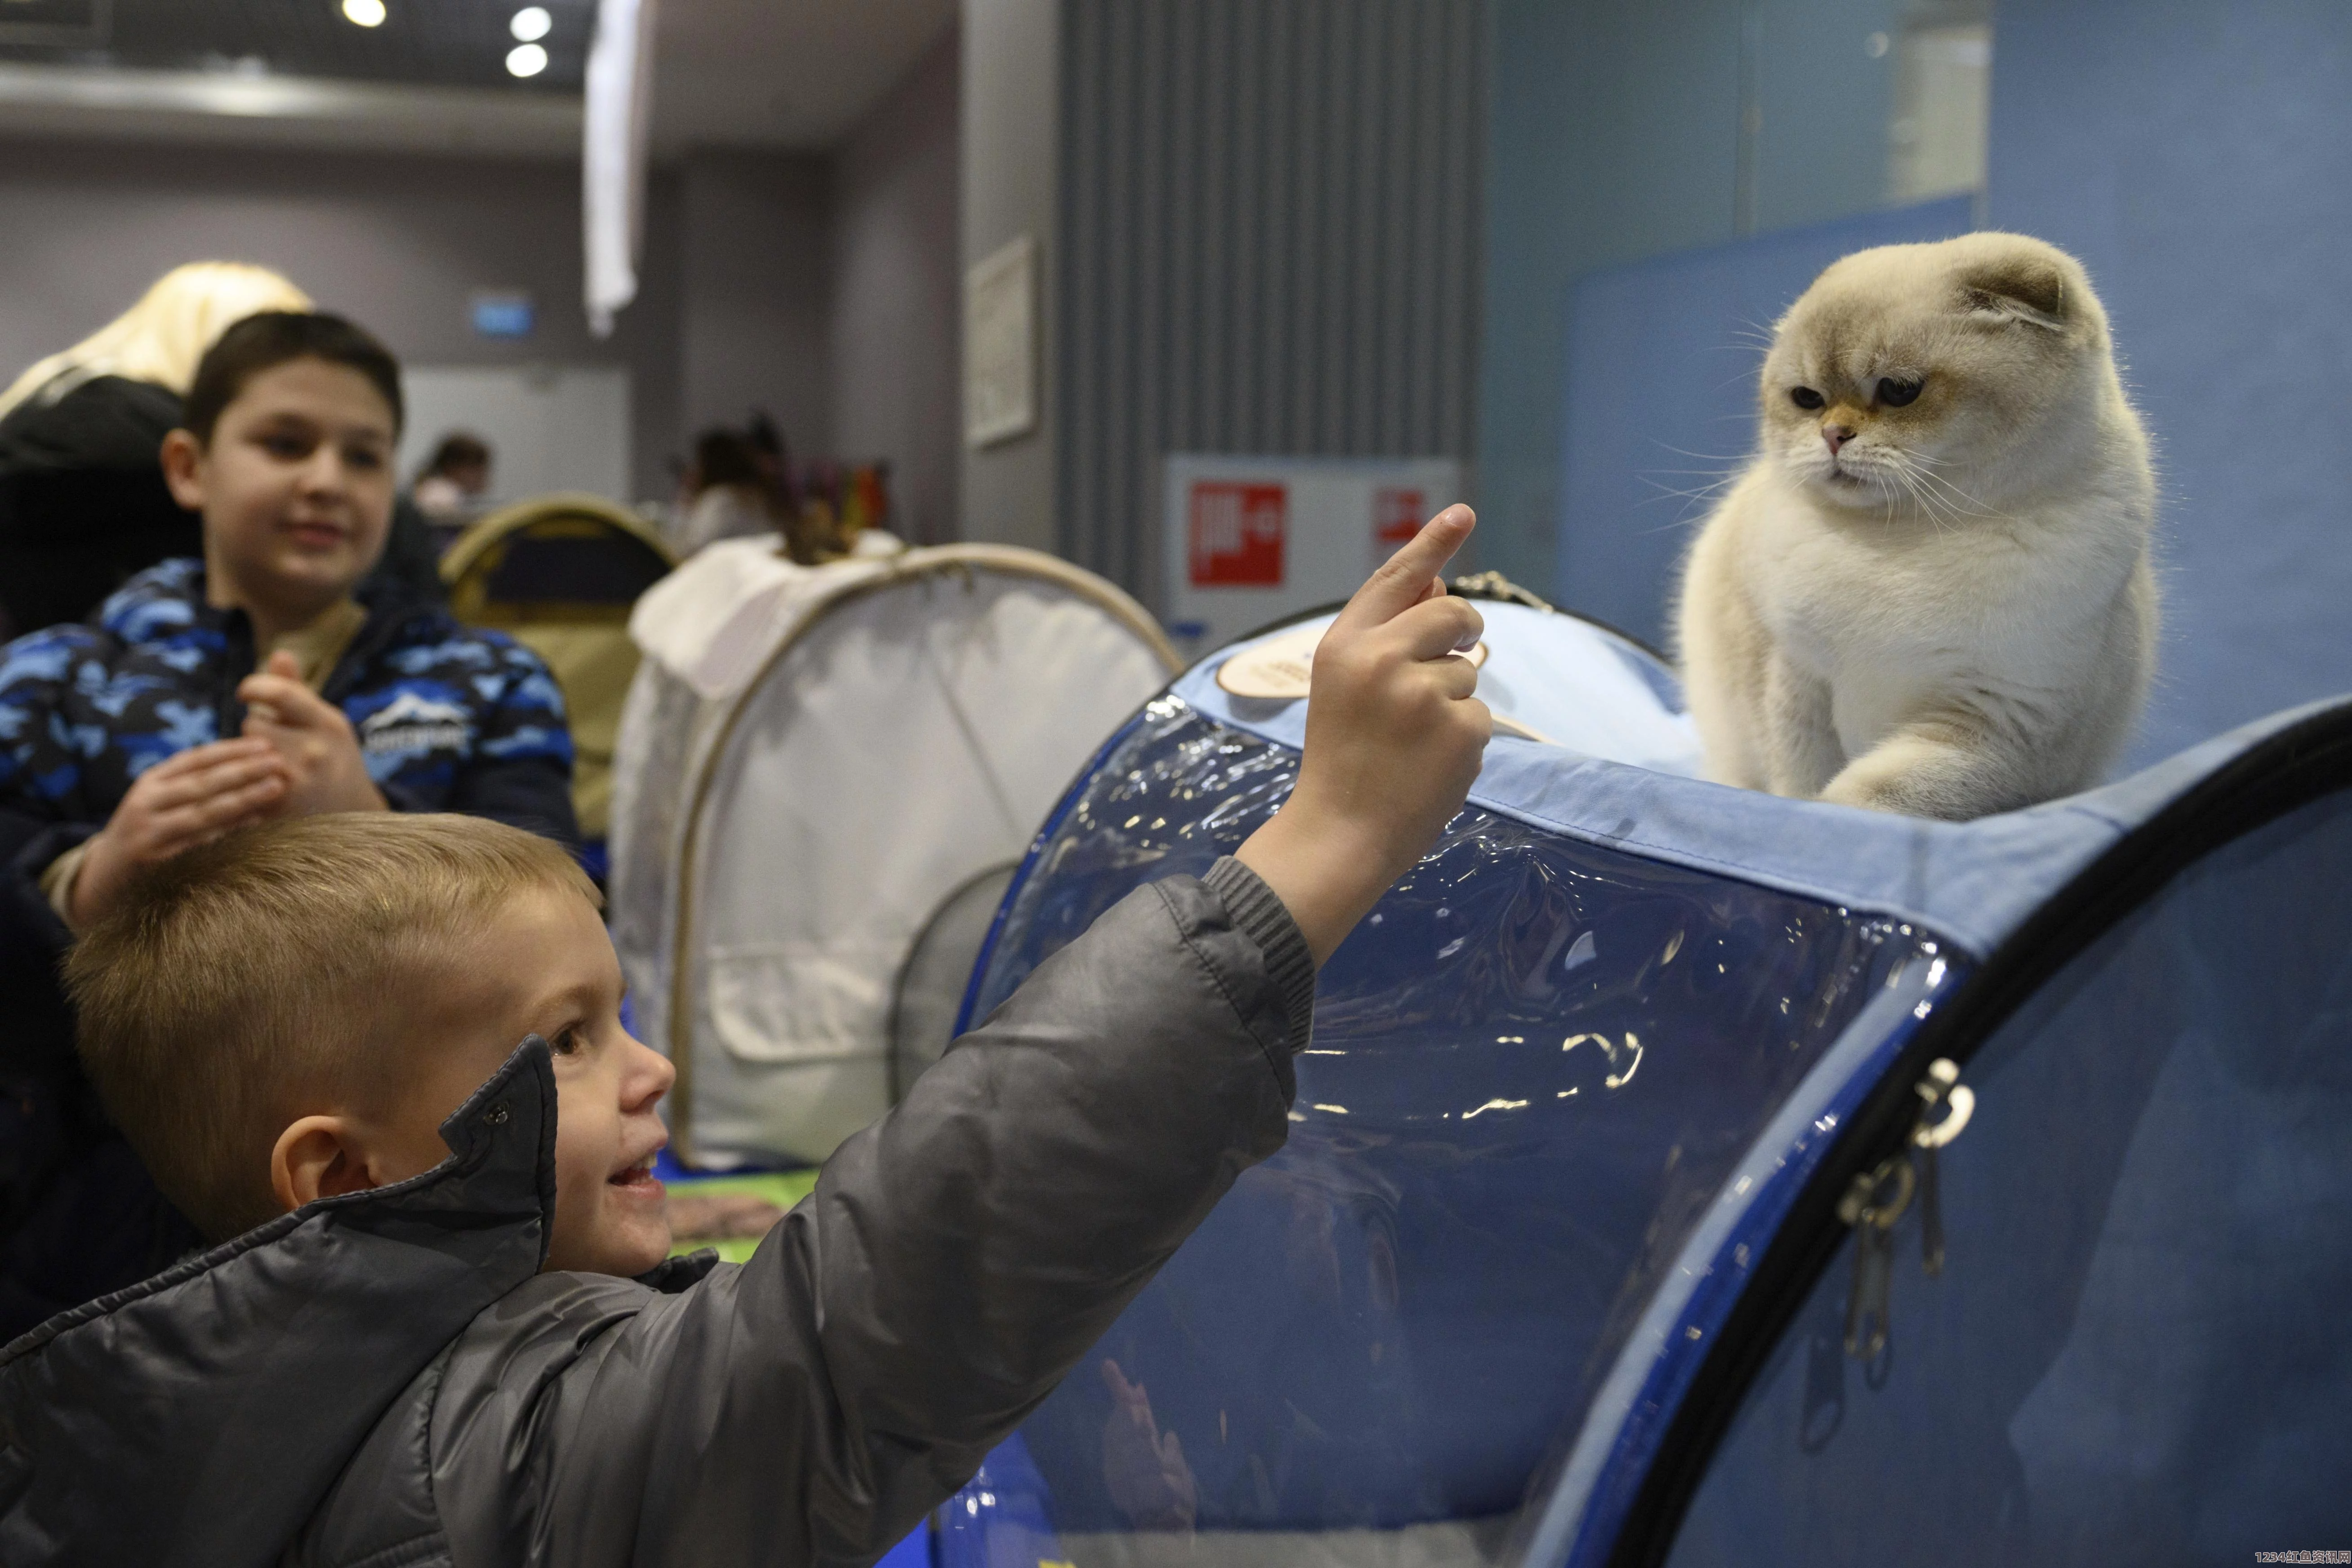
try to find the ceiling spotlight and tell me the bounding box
[506,42,548,77]
[342,0,386,26]
[510,6,552,42]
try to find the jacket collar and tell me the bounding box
[92,558,446,668]
[0,1039,560,1564]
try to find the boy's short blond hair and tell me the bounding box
[66,813,598,1242]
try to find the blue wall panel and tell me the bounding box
[1990,1,2352,770]
[1551,197,1973,650]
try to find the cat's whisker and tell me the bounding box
[1913,477,1969,535]
[1636,477,1745,515]
[1892,449,2002,512]
[1888,466,1952,536]
[1650,441,1762,464]
[1913,484,1984,527]
[1884,460,1973,537]
[1634,515,1714,538]
[1898,458,2010,524]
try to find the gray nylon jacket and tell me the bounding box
[0,859,1315,1567]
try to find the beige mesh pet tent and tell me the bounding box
[608,541,1180,1168]
[441,493,677,842]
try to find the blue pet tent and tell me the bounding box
[922,592,2352,1566]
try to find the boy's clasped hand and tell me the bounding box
[236,649,388,817]
[68,649,383,930]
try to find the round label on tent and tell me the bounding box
[1216,622,1487,700]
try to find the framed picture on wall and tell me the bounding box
[965,234,1036,449]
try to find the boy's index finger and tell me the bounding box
[1334,505,1475,632]
[237,672,328,720]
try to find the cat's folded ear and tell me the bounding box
[1956,246,2074,334]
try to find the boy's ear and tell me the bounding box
[158,428,207,512]
[270,1115,378,1213]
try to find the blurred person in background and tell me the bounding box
[671,415,901,565]
[673,424,789,558]
[410,430,493,556]
[0,262,310,641]
[744,409,796,520]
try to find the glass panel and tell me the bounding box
[1666,790,2352,1567]
[949,698,1947,1560]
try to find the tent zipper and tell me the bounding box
[1835,1057,1973,1368]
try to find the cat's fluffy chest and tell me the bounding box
[1743,482,2129,720]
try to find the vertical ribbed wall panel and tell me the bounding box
[1057,0,1487,604]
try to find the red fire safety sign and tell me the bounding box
[1188,481,1287,587]
[1373,487,1425,554]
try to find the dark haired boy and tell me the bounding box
[0,311,577,1335]
[0,510,1494,1565]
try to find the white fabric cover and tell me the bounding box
[628,537,891,702]
[610,546,1174,1168]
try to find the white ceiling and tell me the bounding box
[649,0,957,155]
[0,0,958,159]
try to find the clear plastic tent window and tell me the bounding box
[932,599,2352,1565]
[959,696,1951,1550]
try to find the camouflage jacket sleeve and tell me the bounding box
[0,630,102,1074]
[0,629,102,826]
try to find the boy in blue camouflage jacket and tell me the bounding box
[0,311,576,1336]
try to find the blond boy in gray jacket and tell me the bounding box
[0,510,1492,1567]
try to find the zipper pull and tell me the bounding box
[1909,1058,1974,1277]
[1836,1155,1914,1364]
[1838,1059,1974,1370]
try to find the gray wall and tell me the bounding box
[959,0,1063,552]
[0,95,963,521]
[832,24,962,545]
[0,138,685,502]
[678,148,833,470]
[1045,0,1486,606]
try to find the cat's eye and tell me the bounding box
[1788,386,1826,410]
[1876,377,1923,407]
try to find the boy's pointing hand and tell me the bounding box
[1235,504,1491,965]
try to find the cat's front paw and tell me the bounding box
[1819,734,2016,822]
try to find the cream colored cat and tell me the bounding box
[1676,231,2157,820]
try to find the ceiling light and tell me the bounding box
[506,42,548,78]
[510,7,552,42]
[342,0,386,27]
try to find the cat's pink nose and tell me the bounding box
[1821,424,1857,454]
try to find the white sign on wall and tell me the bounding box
[1160,453,1465,657]
[399,365,632,506]
[964,235,1037,448]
